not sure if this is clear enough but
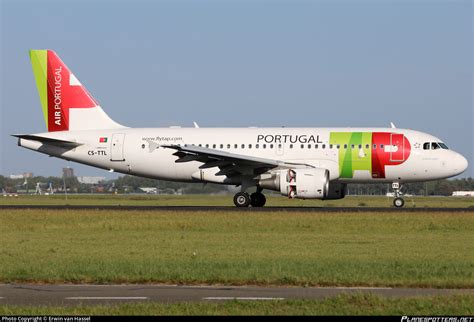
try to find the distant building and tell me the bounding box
[9,174,25,179]
[23,172,33,178]
[77,176,106,185]
[9,172,33,179]
[62,167,75,178]
[452,191,474,197]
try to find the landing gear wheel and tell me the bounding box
[234,192,251,207]
[393,197,405,208]
[250,192,266,207]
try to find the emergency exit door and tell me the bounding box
[390,133,405,162]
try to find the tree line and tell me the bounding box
[0,174,472,196]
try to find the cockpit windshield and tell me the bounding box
[423,142,449,150]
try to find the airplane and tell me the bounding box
[15,50,469,207]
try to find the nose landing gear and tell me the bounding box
[392,182,405,208]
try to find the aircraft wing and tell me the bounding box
[162,144,314,177]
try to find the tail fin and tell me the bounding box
[29,50,124,132]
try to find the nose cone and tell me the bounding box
[452,152,468,176]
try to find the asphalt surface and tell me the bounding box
[1,284,473,306]
[0,205,473,212]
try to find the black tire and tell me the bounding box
[250,192,266,207]
[234,192,251,207]
[393,197,405,208]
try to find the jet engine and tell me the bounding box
[258,168,329,199]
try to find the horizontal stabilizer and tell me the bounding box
[12,134,83,148]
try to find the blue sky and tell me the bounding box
[1,0,472,178]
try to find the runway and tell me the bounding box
[0,205,473,212]
[1,284,472,306]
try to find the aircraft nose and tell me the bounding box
[452,152,468,175]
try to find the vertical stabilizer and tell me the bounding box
[30,50,124,132]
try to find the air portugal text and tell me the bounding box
[257,134,323,144]
[53,65,63,126]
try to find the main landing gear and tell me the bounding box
[233,189,266,207]
[392,182,405,208]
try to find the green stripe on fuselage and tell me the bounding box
[329,132,372,178]
[29,50,48,130]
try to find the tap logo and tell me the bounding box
[30,50,98,132]
[330,132,411,179]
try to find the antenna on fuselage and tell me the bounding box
[193,122,200,128]
[390,122,396,129]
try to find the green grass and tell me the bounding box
[0,194,473,207]
[1,294,473,315]
[1,209,473,287]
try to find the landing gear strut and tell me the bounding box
[392,182,405,208]
[233,188,266,207]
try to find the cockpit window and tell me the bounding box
[423,143,430,150]
[431,142,440,150]
[438,142,449,149]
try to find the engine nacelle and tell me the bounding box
[323,183,347,200]
[258,168,329,199]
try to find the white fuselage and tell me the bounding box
[18,127,468,186]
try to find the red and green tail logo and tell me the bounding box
[29,50,98,132]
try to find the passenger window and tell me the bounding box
[234,144,238,149]
[248,144,252,149]
[351,144,354,149]
[329,144,333,149]
[423,142,430,150]
[373,144,376,149]
[290,144,293,149]
[315,144,318,149]
[227,144,230,149]
[206,144,209,148]
[358,144,362,149]
[365,144,369,149]
[263,144,266,149]
[270,144,274,149]
[344,144,348,149]
[308,144,311,149]
[213,144,216,148]
[300,144,304,149]
[278,144,282,149]
[322,144,326,149]
[256,144,259,149]
[241,144,245,149]
[380,144,384,149]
